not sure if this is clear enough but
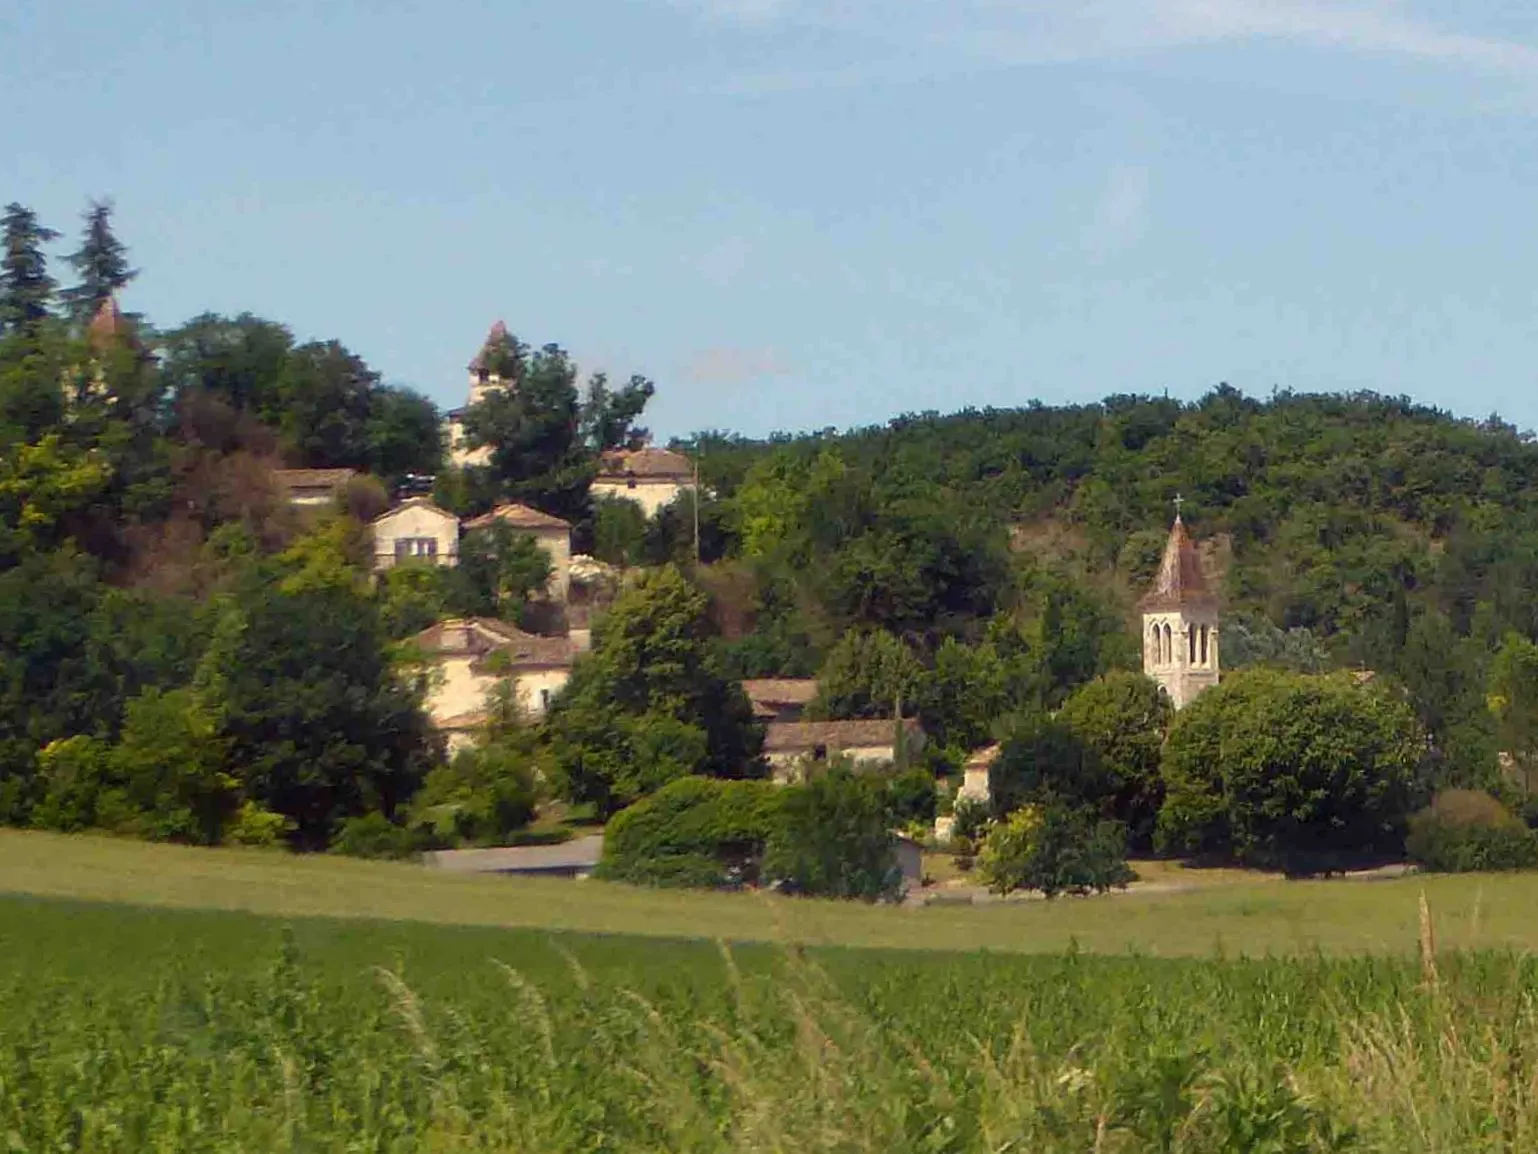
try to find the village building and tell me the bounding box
[443,321,514,468]
[463,502,574,601]
[763,717,926,782]
[592,445,696,517]
[370,497,461,570]
[1140,507,1221,709]
[273,468,357,508]
[408,617,575,752]
[742,679,818,723]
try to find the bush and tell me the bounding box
[1158,669,1423,873]
[1406,790,1538,873]
[598,776,781,888]
[406,740,541,847]
[331,812,420,860]
[885,767,937,825]
[989,710,1107,820]
[977,805,1134,898]
[226,801,293,847]
[763,766,901,901]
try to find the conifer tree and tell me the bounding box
[61,199,136,327]
[0,203,59,337]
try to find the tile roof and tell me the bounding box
[743,679,819,707]
[597,447,695,481]
[464,502,571,531]
[764,717,923,753]
[963,743,1001,770]
[87,296,127,347]
[372,496,458,524]
[406,618,574,670]
[1138,516,1218,612]
[468,320,511,372]
[274,468,357,490]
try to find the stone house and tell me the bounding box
[408,617,576,752]
[370,498,461,570]
[763,718,926,782]
[592,446,696,517]
[742,679,818,723]
[274,468,356,508]
[463,502,573,601]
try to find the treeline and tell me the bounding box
[641,390,1538,788]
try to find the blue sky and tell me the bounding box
[7,1,1538,438]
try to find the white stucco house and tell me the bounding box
[371,498,461,571]
[462,502,573,601]
[592,446,696,517]
[408,617,576,752]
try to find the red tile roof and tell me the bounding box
[764,718,923,753]
[464,503,570,531]
[1138,516,1218,612]
[597,447,694,482]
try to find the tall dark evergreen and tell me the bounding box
[61,199,137,327]
[0,203,59,337]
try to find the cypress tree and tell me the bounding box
[0,203,59,337]
[61,199,136,327]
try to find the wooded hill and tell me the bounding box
[4,197,1535,851]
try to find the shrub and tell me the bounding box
[1406,790,1538,873]
[406,740,541,847]
[598,776,781,888]
[978,805,1134,898]
[763,766,901,901]
[885,767,938,825]
[1158,669,1423,873]
[331,812,420,860]
[226,801,293,847]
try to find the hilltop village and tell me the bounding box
[6,201,1538,894]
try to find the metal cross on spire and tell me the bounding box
[1173,493,1185,519]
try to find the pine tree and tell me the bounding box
[61,199,136,327]
[0,203,60,337]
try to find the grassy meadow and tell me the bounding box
[10,833,1538,1150]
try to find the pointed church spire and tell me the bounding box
[86,295,125,350]
[468,319,511,373]
[1139,509,1216,612]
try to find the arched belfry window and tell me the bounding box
[1151,623,1162,665]
[1188,625,1197,664]
[1200,625,1209,666]
[1162,623,1173,665]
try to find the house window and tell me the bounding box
[395,537,438,560]
[812,743,828,762]
[540,689,551,711]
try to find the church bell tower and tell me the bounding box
[1140,501,1220,709]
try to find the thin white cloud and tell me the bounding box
[673,0,1538,79]
[680,346,792,384]
[1085,163,1152,258]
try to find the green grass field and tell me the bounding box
[8,831,1538,1150]
[2,828,1536,956]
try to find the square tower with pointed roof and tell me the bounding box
[1140,513,1220,709]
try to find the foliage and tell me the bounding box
[1159,668,1425,872]
[1405,790,1538,873]
[597,775,781,887]
[809,628,922,720]
[989,709,1107,820]
[1057,671,1172,849]
[60,199,136,327]
[225,800,292,847]
[406,737,543,847]
[0,202,59,336]
[450,522,553,620]
[330,812,421,860]
[196,567,436,848]
[590,493,649,567]
[762,765,900,900]
[976,804,1134,897]
[548,566,762,816]
[18,897,1538,1151]
[885,767,938,825]
[1488,631,1538,796]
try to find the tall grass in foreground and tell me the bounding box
[5,897,1538,1151]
